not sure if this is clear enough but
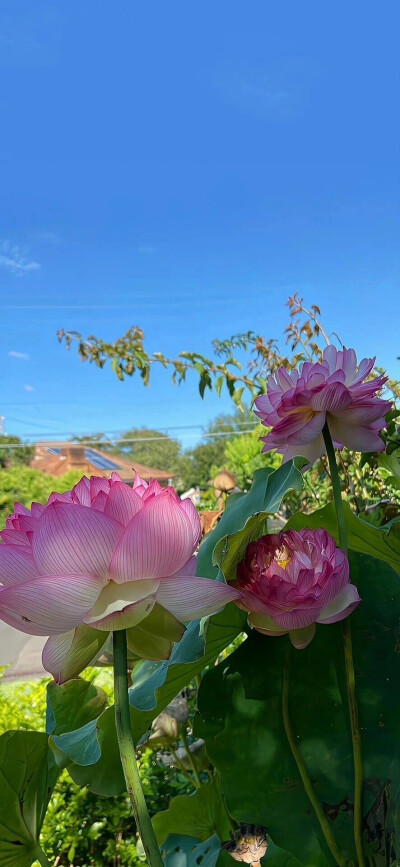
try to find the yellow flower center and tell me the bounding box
[273,544,292,570]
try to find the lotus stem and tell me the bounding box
[322,422,348,550]
[282,646,347,867]
[113,629,164,867]
[181,728,202,787]
[169,745,201,789]
[322,422,366,867]
[215,770,237,832]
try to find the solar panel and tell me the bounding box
[85,448,121,470]
[47,448,62,455]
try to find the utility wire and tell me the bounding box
[0,427,260,450]
[4,419,257,435]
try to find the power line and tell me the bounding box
[2,419,259,437]
[0,427,260,450]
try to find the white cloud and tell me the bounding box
[0,240,40,275]
[23,384,34,392]
[9,350,30,360]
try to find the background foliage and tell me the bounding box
[0,465,82,528]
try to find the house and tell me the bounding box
[31,442,174,486]
[180,486,202,507]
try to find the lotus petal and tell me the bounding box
[84,578,159,630]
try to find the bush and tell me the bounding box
[0,466,83,529]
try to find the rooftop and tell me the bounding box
[31,442,174,485]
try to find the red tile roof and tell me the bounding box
[31,442,174,484]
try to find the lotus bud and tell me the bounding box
[149,712,179,745]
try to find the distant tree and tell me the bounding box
[177,443,224,492]
[72,433,110,446]
[116,428,182,474]
[0,435,34,468]
[176,408,257,491]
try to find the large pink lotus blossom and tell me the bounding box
[232,528,360,649]
[0,473,240,682]
[254,345,391,465]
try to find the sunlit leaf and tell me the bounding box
[0,731,58,867]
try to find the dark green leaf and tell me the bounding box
[195,553,400,865]
[199,371,212,398]
[213,512,269,582]
[153,777,231,845]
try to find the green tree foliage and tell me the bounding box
[74,428,182,477]
[0,466,82,528]
[0,435,34,468]
[177,409,256,491]
[116,428,182,474]
[58,295,400,406]
[178,443,225,492]
[72,432,110,446]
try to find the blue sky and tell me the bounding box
[1,1,399,449]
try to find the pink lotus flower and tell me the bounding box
[254,346,391,465]
[232,528,360,648]
[0,473,240,682]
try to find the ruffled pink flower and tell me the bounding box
[254,345,391,465]
[0,473,240,682]
[233,528,360,648]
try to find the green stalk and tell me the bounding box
[322,422,348,550]
[113,630,164,867]
[282,647,347,867]
[322,422,366,867]
[181,728,202,787]
[215,770,237,833]
[169,744,200,789]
